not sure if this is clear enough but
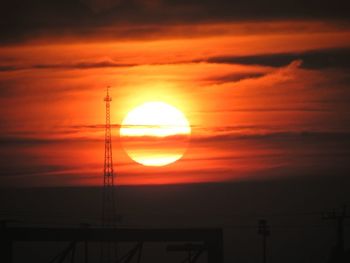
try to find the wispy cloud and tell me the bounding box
[0,59,136,72]
[205,48,350,69]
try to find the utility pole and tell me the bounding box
[323,205,350,257]
[258,219,270,263]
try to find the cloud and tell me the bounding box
[0,48,350,75]
[79,0,124,13]
[1,129,350,147]
[203,72,266,85]
[0,0,349,43]
[0,164,76,177]
[206,48,350,69]
[0,128,349,186]
[0,59,136,72]
[0,136,101,147]
[2,47,349,74]
[191,131,350,144]
[0,66,18,72]
[33,59,137,70]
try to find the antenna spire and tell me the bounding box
[104,86,112,102]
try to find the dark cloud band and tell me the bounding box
[0,0,349,43]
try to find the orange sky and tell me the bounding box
[0,20,350,186]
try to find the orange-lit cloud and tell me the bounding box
[0,20,350,186]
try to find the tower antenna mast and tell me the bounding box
[103,86,114,197]
[101,86,117,262]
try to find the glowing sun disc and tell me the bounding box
[120,102,191,166]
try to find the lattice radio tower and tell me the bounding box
[101,86,118,263]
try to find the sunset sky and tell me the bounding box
[1,0,350,187]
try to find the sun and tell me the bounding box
[120,102,191,166]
